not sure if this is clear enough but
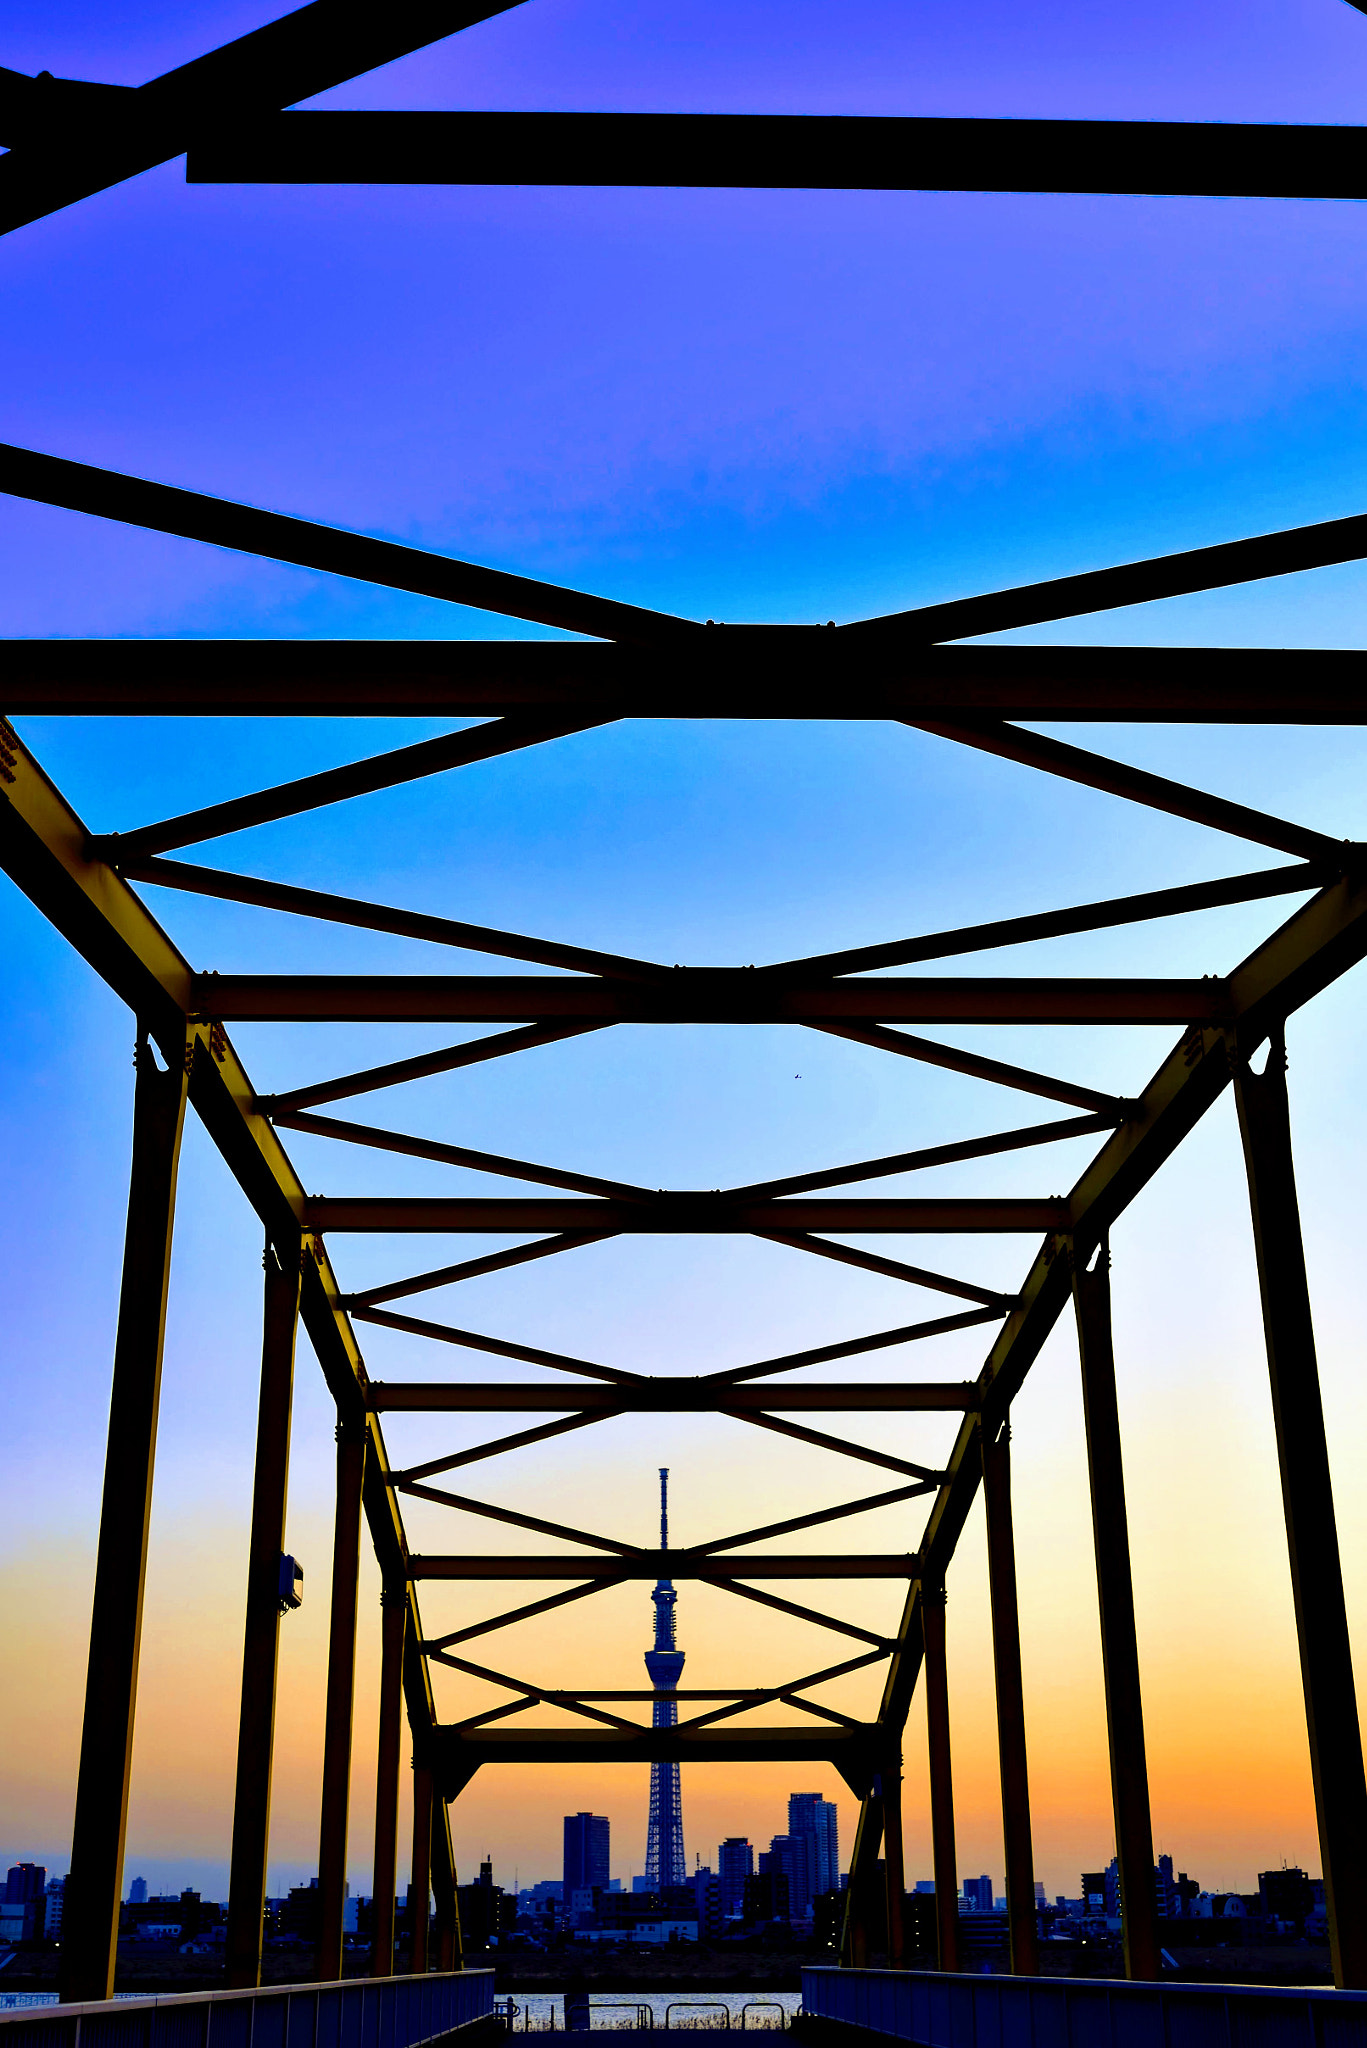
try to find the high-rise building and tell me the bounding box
[1,1866,47,1945]
[563,1814,610,1899]
[962,1875,994,1912]
[644,1468,686,1890]
[788,1795,839,1904]
[694,1868,723,1939]
[129,1877,148,1905]
[764,1835,809,1920]
[5,1866,46,1905]
[44,1878,66,1942]
[718,1838,754,1919]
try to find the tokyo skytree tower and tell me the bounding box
[643,1467,686,1890]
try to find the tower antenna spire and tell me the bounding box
[644,1467,685,1890]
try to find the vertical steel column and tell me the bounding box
[432,1792,462,1971]
[1072,1241,1159,1982]
[840,1797,880,1966]
[225,1237,302,1989]
[921,1589,960,1972]
[411,1759,434,1973]
[981,1423,1039,1975]
[881,1764,906,1968]
[371,1589,407,1978]
[1234,1037,1367,1990]
[60,1037,189,2006]
[315,1416,368,1982]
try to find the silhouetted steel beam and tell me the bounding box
[58,1038,189,2006]
[297,1103,1103,1207]
[96,717,604,861]
[434,1808,460,1969]
[503,1687,839,1701]
[780,863,1327,977]
[0,441,697,643]
[447,1696,541,1734]
[427,1651,643,1731]
[725,1111,1116,1200]
[851,504,1367,642]
[195,969,1226,1023]
[409,1554,918,1578]
[709,1577,897,1651]
[1234,1039,1367,1989]
[843,1805,881,1967]
[371,1381,975,1412]
[410,1760,433,1973]
[371,1591,406,1978]
[981,1423,1038,1977]
[313,1194,1067,1233]
[390,1412,613,1487]
[754,1229,1028,1303]
[397,1480,645,1556]
[225,1239,302,1990]
[0,723,450,1832]
[354,1303,643,1384]
[1073,1246,1159,1982]
[423,1577,623,1652]
[729,1409,946,1483]
[883,1763,907,1969]
[912,719,1342,863]
[189,110,1367,199]
[429,1723,881,1798]
[697,1482,935,1554]
[876,870,1367,1765]
[0,3,532,238]
[276,1107,655,1199]
[675,1651,888,1733]
[8,638,1367,719]
[922,1590,960,1972]
[702,1305,1006,1385]
[134,858,658,980]
[315,1415,366,1982]
[802,1021,1139,1115]
[262,1021,611,1116]
[346,1230,616,1306]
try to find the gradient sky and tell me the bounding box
[5,0,1367,1909]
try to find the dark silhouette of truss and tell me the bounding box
[5,0,1367,2005]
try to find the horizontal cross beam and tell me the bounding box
[408,1554,918,1578]
[199,971,1224,1023]
[368,1380,976,1410]
[313,1195,1066,1232]
[188,111,1367,200]
[7,639,1367,720]
[430,1722,883,1798]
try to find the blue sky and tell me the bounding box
[6,0,1367,1903]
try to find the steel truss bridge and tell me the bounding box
[5,0,1367,2014]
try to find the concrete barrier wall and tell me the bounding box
[802,1966,1367,2048]
[0,1971,496,2048]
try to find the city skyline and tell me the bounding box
[2,1798,1323,1915]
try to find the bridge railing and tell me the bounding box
[801,1966,1367,2048]
[0,1971,496,2048]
